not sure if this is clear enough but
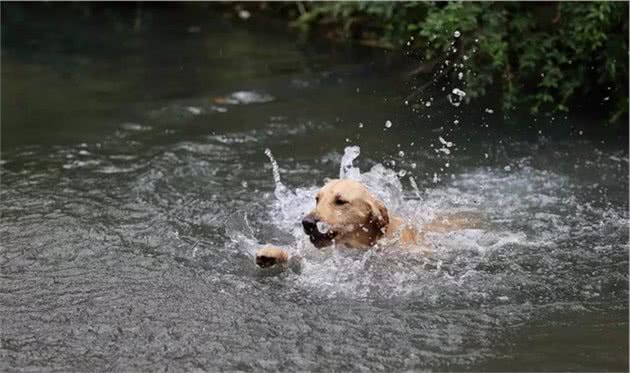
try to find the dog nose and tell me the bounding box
[302,215,318,234]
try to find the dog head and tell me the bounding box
[302,179,389,248]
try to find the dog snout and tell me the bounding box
[302,214,319,234]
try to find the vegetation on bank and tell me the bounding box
[289,2,628,123]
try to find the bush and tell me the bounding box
[294,2,629,123]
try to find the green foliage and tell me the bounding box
[294,2,628,123]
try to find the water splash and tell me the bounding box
[232,147,629,306]
[409,176,422,198]
[224,211,258,255]
[339,145,361,180]
[262,148,317,233]
[264,148,289,200]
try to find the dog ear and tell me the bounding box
[367,197,389,235]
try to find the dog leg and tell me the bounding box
[255,246,289,268]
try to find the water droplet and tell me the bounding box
[345,138,350,143]
[447,88,466,107]
[398,170,407,177]
[504,165,511,171]
[398,151,405,157]
[578,130,583,135]
[404,100,409,105]
[432,173,440,183]
[484,153,489,159]
[458,72,464,80]
[454,30,461,38]
[485,108,494,114]
[241,181,248,188]
[453,119,459,125]
[425,101,431,107]
[411,163,417,169]
[452,88,466,97]
[438,136,453,147]
[385,120,392,128]
[445,162,450,168]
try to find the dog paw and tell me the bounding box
[255,246,289,268]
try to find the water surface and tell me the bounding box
[1,6,628,372]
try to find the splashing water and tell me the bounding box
[263,148,312,229]
[264,148,289,200]
[227,146,628,307]
[339,145,361,180]
[409,175,422,198]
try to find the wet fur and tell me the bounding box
[303,179,411,248]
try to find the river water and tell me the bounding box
[1,6,628,372]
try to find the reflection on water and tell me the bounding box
[1,5,628,372]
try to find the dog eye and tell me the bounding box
[315,196,320,204]
[335,198,348,206]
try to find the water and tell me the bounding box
[2,6,629,371]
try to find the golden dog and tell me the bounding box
[255,179,472,267]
